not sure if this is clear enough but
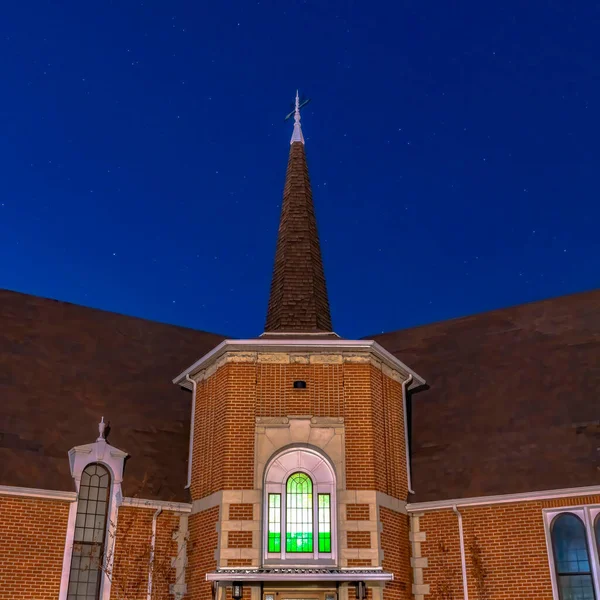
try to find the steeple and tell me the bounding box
[264,92,333,334]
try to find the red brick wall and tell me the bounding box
[420,501,556,600]
[188,506,219,600]
[229,503,253,520]
[380,507,412,600]
[347,504,370,520]
[227,531,253,548]
[347,531,372,549]
[344,364,377,490]
[418,510,463,599]
[256,363,344,417]
[191,360,409,501]
[0,495,69,600]
[187,355,411,593]
[110,507,179,600]
[344,364,408,498]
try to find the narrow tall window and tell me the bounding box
[268,494,281,553]
[318,494,331,553]
[286,472,313,553]
[68,464,111,600]
[551,513,595,600]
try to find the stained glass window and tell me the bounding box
[318,494,331,553]
[67,464,111,600]
[268,494,281,552]
[551,513,595,600]
[286,472,313,553]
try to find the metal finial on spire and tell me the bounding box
[284,90,311,145]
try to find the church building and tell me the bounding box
[0,95,599,600]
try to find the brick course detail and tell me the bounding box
[227,531,253,548]
[229,503,253,520]
[346,504,371,520]
[347,531,372,549]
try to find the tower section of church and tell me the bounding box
[173,94,425,600]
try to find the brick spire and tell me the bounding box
[264,93,333,334]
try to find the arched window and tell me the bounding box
[264,448,336,563]
[286,472,314,553]
[551,513,595,600]
[68,464,111,600]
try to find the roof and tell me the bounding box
[264,140,333,334]
[371,289,600,502]
[2,287,597,505]
[0,288,224,502]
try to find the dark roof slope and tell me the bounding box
[0,289,224,502]
[372,289,600,502]
[265,141,333,333]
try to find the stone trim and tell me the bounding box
[255,416,346,491]
[122,497,192,512]
[171,514,189,599]
[338,490,406,568]
[191,491,223,514]
[409,513,430,599]
[0,485,77,502]
[200,490,261,568]
[174,342,425,389]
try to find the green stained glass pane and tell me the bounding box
[268,494,281,553]
[286,472,313,553]
[318,494,331,553]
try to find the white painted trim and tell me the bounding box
[542,507,559,600]
[206,571,393,582]
[259,331,340,337]
[58,501,79,600]
[453,506,469,600]
[122,497,192,513]
[407,485,600,512]
[102,487,120,600]
[263,447,337,565]
[172,339,425,389]
[401,375,414,494]
[67,438,127,600]
[0,485,77,501]
[147,507,163,600]
[543,505,600,600]
[185,373,198,489]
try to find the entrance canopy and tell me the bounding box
[206,568,393,583]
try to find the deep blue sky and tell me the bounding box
[1,1,598,338]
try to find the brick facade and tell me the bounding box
[413,498,589,600]
[0,495,70,600]
[188,506,219,600]
[110,506,181,600]
[381,507,412,600]
[347,504,371,520]
[186,349,413,598]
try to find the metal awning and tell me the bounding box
[206,568,393,582]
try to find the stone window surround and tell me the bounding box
[544,504,600,600]
[59,438,127,600]
[263,446,337,565]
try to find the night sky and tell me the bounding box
[1,2,598,339]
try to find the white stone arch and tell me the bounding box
[59,435,127,600]
[263,445,337,565]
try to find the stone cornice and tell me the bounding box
[172,339,425,389]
